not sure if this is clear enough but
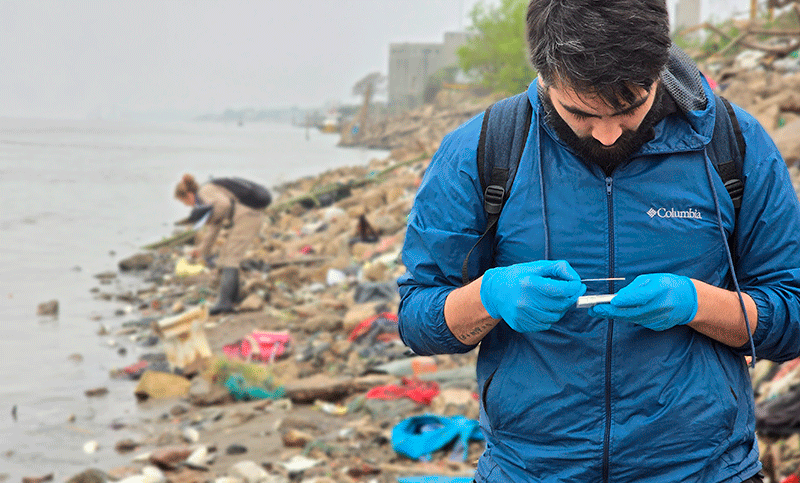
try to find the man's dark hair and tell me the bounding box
[527,0,671,108]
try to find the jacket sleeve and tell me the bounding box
[729,107,800,362]
[398,114,496,355]
[195,184,232,259]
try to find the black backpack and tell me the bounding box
[461,92,746,285]
[210,177,272,210]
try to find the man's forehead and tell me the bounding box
[545,79,657,113]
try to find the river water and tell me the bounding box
[0,117,387,480]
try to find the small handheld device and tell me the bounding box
[576,294,616,309]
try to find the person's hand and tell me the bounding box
[480,260,587,332]
[589,274,698,331]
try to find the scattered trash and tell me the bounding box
[354,281,398,304]
[392,414,484,462]
[152,305,212,370]
[411,356,438,377]
[82,441,99,454]
[366,377,440,405]
[280,454,321,473]
[174,257,206,277]
[224,374,285,401]
[223,331,292,363]
[134,371,192,401]
[115,354,171,380]
[348,312,399,343]
[397,478,474,483]
[352,214,380,243]
[314,399,348,415]
[326,268,348,286]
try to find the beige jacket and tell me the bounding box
[195,183,263,268]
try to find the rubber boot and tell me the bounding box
[209,267,239,315]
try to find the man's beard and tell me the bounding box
[540,84,664,172]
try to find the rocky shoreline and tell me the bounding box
[41,60,800,483]
[46,139,481,483]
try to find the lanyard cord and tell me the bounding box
[704,157,756,367]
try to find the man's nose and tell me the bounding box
[591,121,623,146]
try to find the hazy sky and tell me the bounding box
[1,0,747,120]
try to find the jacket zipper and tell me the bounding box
[603,176,615,483]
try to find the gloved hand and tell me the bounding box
[589,273,698,331]
[480,260,587,332]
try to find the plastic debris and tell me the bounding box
[224,373,285,401]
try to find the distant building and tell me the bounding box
[388,31,470,114]
[674,0,702,30]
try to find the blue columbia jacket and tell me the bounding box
[398,56,800,482]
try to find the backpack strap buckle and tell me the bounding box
[724,178,744,209]
[484,185,505,215]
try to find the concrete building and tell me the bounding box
[388,31,470,113]
[674,0,702,30]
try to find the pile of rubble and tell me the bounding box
[337,89,498,152]
[52,144,484,483]
[341,57,800,167]
[704,55,800,166]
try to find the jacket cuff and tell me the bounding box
[426,287,479,354]
[748,289,773,349]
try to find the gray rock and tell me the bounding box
[119,253,155,271]
[37,300,58,316]
[228,461,268,483]
[66,468,109,483]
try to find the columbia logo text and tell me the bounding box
[647,207,702,219]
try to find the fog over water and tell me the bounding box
[0,0,745,120]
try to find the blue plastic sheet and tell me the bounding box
[397,477,473,483]
[392,414,484,462]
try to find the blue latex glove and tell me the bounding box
[480,260,587,332]
[589,273,698,331]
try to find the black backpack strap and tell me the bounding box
[707,94,745,213]
[461,92,532,285]
[706,94,746,268]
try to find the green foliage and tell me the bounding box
[762,5,800,31]
[672,20,742,60]
[458,0,535,95]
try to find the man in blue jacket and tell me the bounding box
[398,0,800,481]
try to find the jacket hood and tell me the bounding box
[528,43,717,157]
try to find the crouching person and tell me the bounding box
[175,173,270,315]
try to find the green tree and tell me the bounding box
[458,0,534,95]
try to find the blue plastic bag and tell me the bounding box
[392,414,484,461]
[397,477,474,483]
